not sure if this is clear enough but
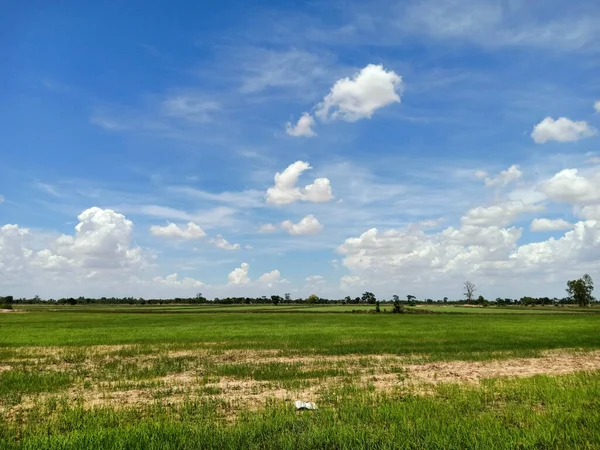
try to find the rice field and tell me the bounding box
[1,305,600,449]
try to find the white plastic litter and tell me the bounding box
[294,400,317,410]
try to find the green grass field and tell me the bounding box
[1,305,600,449]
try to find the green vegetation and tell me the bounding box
[1,305,599,449]
[1,372,599,449]
[2,309,600,359]
[567,274,596,307]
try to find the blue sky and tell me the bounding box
[1,0,600,300]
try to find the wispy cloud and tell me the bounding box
[33,181,62,197]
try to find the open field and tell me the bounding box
[2,306,600,448]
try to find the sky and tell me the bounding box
[1,0,600,300]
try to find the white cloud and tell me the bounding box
[461,201,545,227]
[530,218,573,232]
[285,113,316,137]
[510,220,600,269]
[306,275,325,283]
[474,170,488,180]
[477,165,523,188]
[398,0,600,51]
[266,161,333,205]
[152,273,205,288]
[162,95,219,123]
[168,187,264,208]
[238,48,330,94]
[538,169,600,205]
[0,208,149,290]
[228,262,250,285]
[340,275,364,290]
[0,224,32,279]
[595,101,600,113]
[258,269,285,287]
[258,223,278,233]
[33,181,62,197]
[531,117,597,143]
[0,195,4,204]
[150,222,206,240]
[281,215,324,235]
[580,205,600,220]
[315,64,402,122]
[211,234,241,251]
[129,205,237,229]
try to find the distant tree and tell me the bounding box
[392,297,403,314]
[2,295,13,305]
[284,293,291,302]
[406,295,416,301]
[443,297,448,303]
[361,292,376,304]
[567,274,595,307]
[375,301,381,313]
[307,294,319,305]
[343,296,351,304]
[463,281,476,304]
[271,295,282,306]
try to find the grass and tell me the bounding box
[1,306,600,448]
[1,372,599,449]
[2,311,600,360]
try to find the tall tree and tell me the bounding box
[361,292,376,304]
[567,274,595,306]
[464,281,476,304]
[307,294,319,305]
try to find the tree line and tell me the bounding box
[1,274,595,308]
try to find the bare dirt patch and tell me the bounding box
[3,347,600,419]
[406,350,600,384]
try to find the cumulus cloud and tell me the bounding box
[258,223,278,233]
[538,169,600,205]
[0,224,32,279]
[530,218,573,232]
[0,194,4,204]
[531,117,596,143]
[150,222,206,240]
[476,165,523,188]
[258,269,286,287]
[211,234,241,251]
[461,202,545,227]
[152,273,205,288]
[0,207,149,292]
[595,101,600,113]
[266,161,333,205]
[315,64,402,122]
[340,275,364,290]
[510,221,600,269]
[285,113,316,137]
[281,215,324,235]
[580,205,600,221]
[228,262,250,284]
[40,207,146,271]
